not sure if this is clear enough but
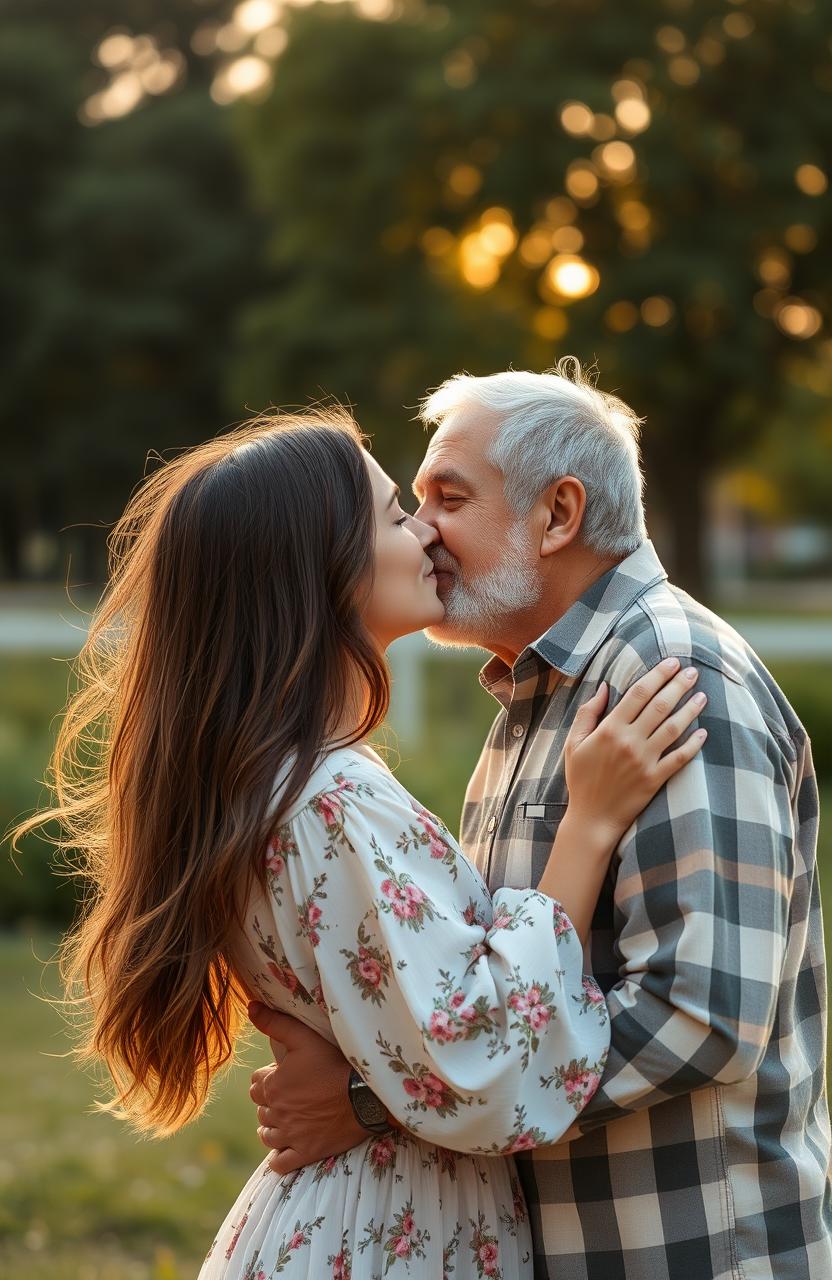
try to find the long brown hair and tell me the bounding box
[12,408,390,1135]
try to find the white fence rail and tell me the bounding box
[2,606,830,747]
[384,619,832,743]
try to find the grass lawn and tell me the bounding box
[0,932,265,1279]
[1,649,831,1276]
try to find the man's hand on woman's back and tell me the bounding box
[247,1002,367,1173]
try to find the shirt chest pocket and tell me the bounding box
[513,800,569,837]
[507,802,571,888]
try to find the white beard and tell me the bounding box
[426,521,542,648]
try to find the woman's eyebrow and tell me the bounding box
[386,484,400,510]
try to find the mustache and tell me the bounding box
[429,547,459,574]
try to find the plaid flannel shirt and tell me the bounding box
[462,541,831,1280]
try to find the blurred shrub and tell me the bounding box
[0,656,79,926]
[386,652,497,830]
[2,651,830,926]
[769,661,832,780]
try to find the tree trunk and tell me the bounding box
[643,446,710,603]
[0,506,22,579]
[0,483,29,580]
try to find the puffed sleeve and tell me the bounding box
[266,755,610,1155]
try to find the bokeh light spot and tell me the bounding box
[756,249,791,288]
[776,300,823,338]
[596,141,636,177]
[723,12,755,38]
[565,162,599,201]
[560,102,594,136]
[605,301,639,332]
[656,25,685,54]
[545,255,600,300]
[459,233,500,288]
[784,224,818,253]
[96,33,135,68]
[795,164,828,196]
[616,200,650,231]
[641,296,675,326]
[545,197,578,225]
[479,210,518,257]
[447,164,482,197]
[589,113,617,141]
[615,98,651,133]
[520,228,555,267]
[234,0,280,34]
[668,56,701,86]
[421,227,454,256]
[551,225,584,253]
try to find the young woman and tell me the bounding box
[18,409,706,1279]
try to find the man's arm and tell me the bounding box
[247,1007,373,1174]
[571,653,795,1134]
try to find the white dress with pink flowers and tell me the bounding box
[198,745,609,1280]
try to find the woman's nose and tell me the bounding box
[409,514,439,548]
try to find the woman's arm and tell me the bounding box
[248,659,706,1169]
[252,758,609,1160]
[537,658,706,942]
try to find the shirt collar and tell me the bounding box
[479,540,667,692]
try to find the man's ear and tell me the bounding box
[539,476,586,557]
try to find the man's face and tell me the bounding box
[412,409,542,648]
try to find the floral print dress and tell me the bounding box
[199,746,609,1280]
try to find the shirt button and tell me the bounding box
[487,814,497,833]
[511,724,524,738]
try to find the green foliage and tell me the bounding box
[389,652,498,830]
[227,6,526,459]
[750,377,832,530]
[0,2,262,580]
[0,655,78,925]
[768,660,832,779]
[228,0,832,591]
[2,0,831,591]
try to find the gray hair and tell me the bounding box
[419,358,647,558]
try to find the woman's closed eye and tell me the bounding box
[394,513,410,527]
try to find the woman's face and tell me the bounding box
[362,452,444,650]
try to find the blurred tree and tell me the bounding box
[227,10,528,486]
[2,0,830,592]
[751,362,832,533]
[0,0,261,581]
[228,0,831,594]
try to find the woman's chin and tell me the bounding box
[387,603,446,645]
[415,579,446,631]
[417,601,447,633]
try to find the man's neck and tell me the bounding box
[487,548,623,668]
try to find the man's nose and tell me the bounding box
[413,496,438,530]
[409,513,439,549]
